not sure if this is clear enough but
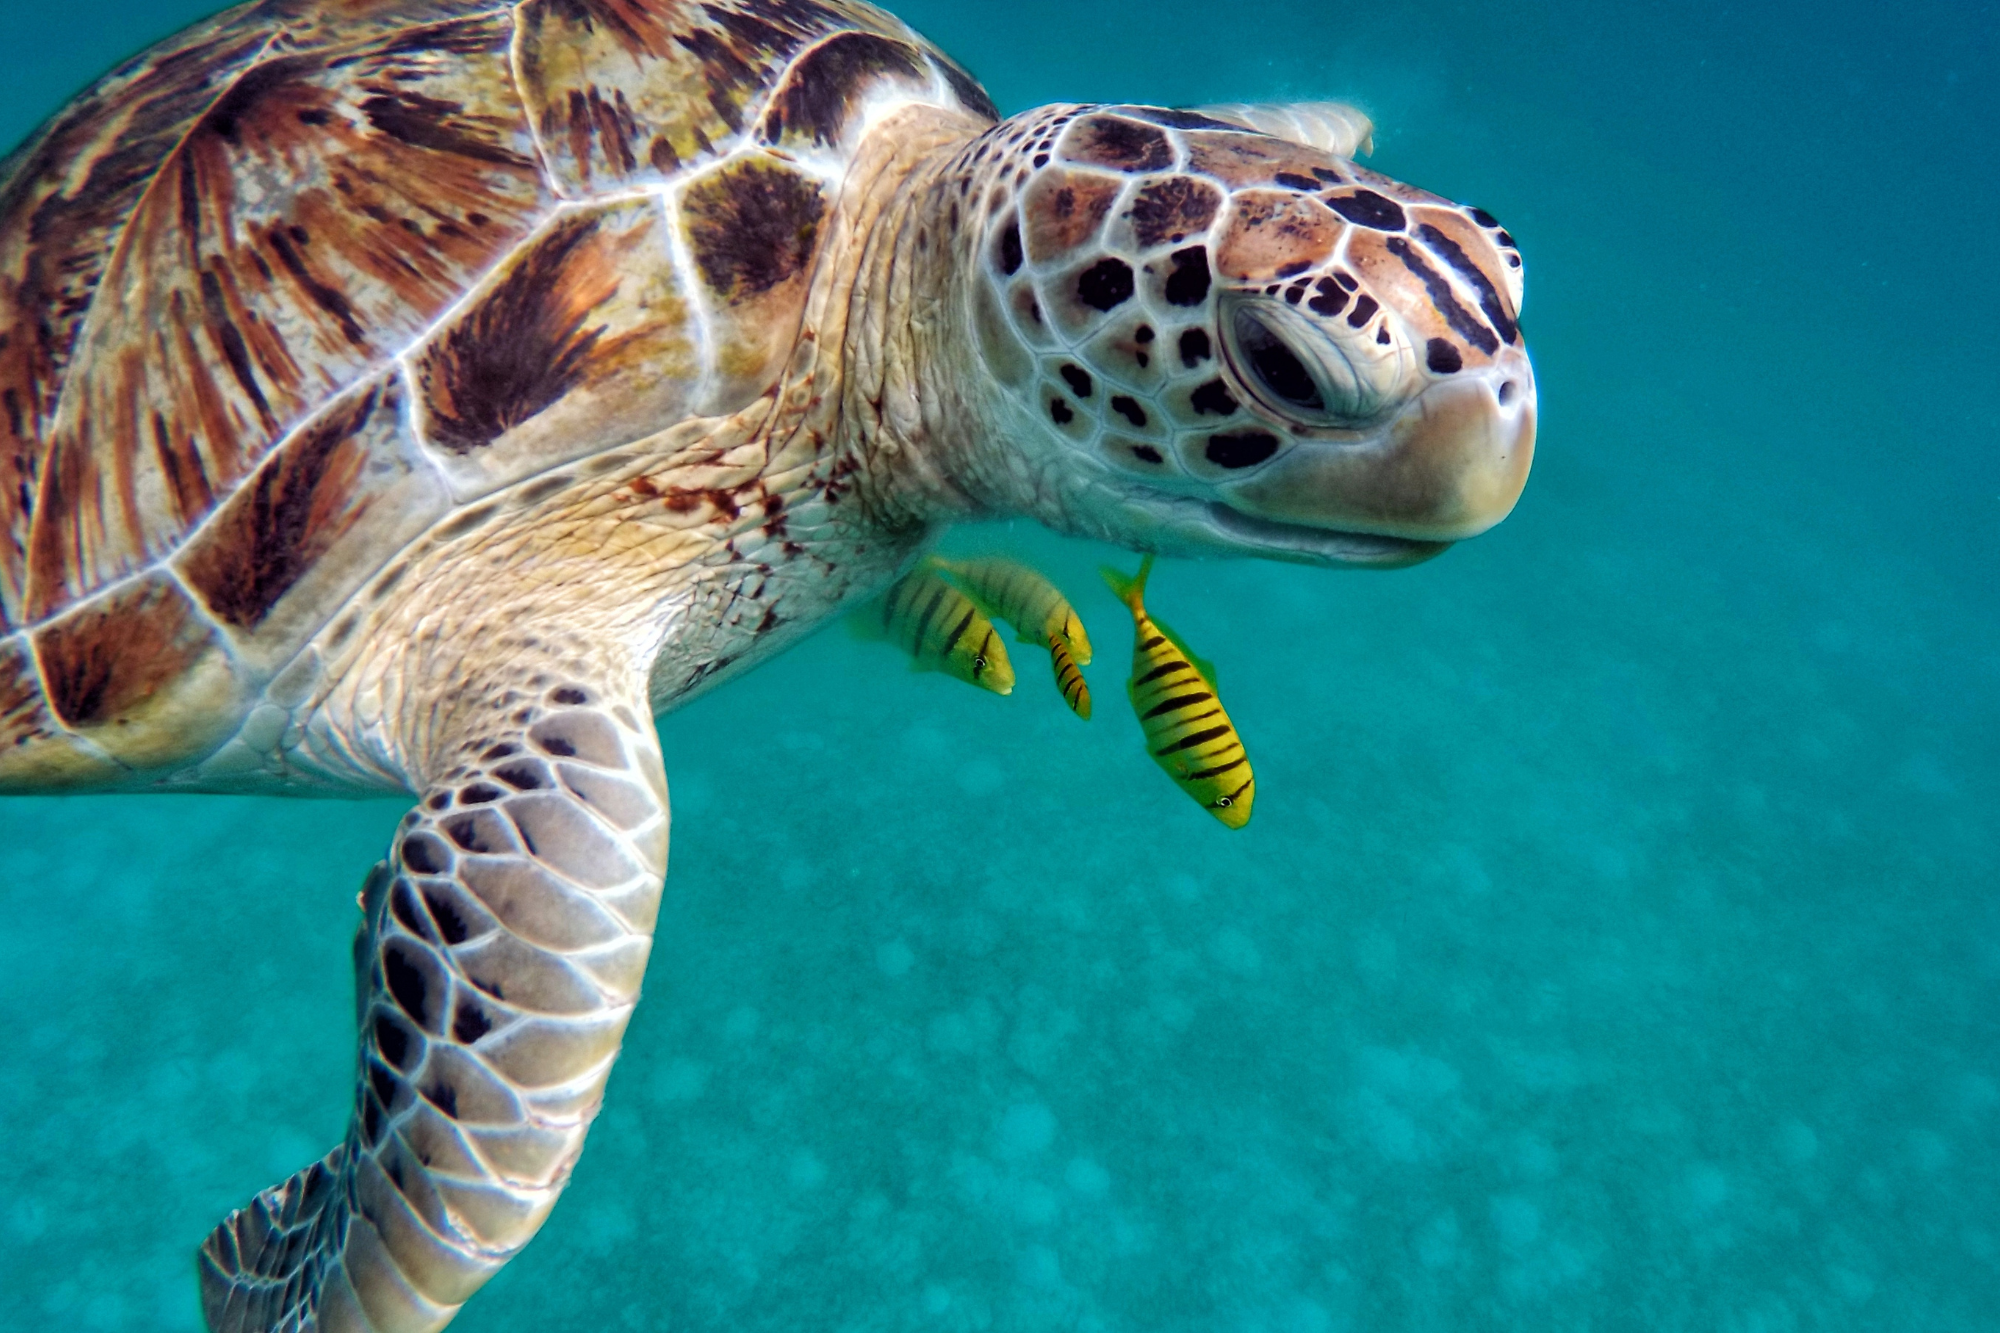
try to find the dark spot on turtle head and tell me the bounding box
[1346,294,1380,328]
[1136,324,1155,343]
[550,687,589,705]
[1205,432,1281,469]
[1033,153,1050,168]
[1325,190,1406,230]
[1307,277,1348,317]
[1179,327,1212,366]
[1077,258,1135,310]
[1063,115,1173,171]
[1469,206,1500,228]
[1129,106,1240,131]
[1164,246,1210,307]
[1312,167,1345,184]
[1131,444,1165,463]
[1190,379,1239,415]
[996,218,1023,274]
[481,743,517,761]
[459,782,504,804]
[1426,338,1464,373]
[1128,176,1223,248]
[1111,396,1148,427]
[1414,222,1518,345]
[1060,364,1094,397]
[1376,325,1392,345]
[1336,271,1360,291]
[1275,172,1318,191]
[1497,230,1517,249]
[368,1060,397,1108]
[1049,397,1075,425]
[1284,282,1308,305]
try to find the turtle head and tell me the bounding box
[961,105,1534,567]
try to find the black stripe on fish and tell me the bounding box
[911,584,950,655]
[1140,633,1167,650]
[1161,707,1222,729]
[1385,236,1499,354]
[1157,724,1232,755]
[1136,659,1193,684]
[1143,691,1212,719]
[939,606,975,656]
[1188,755,1248,780]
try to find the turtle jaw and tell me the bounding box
[1217,351,1539,545]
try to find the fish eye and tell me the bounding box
[1233,308,1324,413]
[973,655,987,668]
[1214,795,1233,807]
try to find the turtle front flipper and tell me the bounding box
[200,684,669,1332]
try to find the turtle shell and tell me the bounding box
[0,0,997,786]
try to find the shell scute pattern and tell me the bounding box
[677,152,829,407]
[514,0,914,196]
[31,571,247,768]
[0,0,997,788]
[412,197,699,493]
[0,3,289,630]
[175,374,450,669]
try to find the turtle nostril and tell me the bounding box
[1497,380,1518,406]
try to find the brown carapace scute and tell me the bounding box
[0,2,1535,1330]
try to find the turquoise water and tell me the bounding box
[3,0,1996,1328]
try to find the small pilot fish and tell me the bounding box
[873,562,1015,695]
[1101,557,1253,828]
[937,557,1093,718]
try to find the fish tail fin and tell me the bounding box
[1099,554,1154,614]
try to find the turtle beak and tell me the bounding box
[1219,349,1537,543]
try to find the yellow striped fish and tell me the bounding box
[937,557,1093,719]
[1101,557,1253,828]
[871,563,1015,694]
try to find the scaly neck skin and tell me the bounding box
[826,105,1060,533]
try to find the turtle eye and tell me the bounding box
[1221,295,1394,427]
[1233,308,1324,412]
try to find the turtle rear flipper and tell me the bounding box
[201,669,669,1332]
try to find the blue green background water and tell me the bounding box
[2,0,1996,1328]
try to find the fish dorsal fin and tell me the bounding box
[1190,101,1375,157]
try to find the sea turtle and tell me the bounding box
[0,1,1535,1327]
